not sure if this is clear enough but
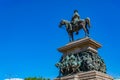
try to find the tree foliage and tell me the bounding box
[24,77,50,80]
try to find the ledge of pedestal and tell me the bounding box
[58,37,102,54]
[54,71,113,80]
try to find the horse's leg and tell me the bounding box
[68,31,72,42]
[69,36,71,42]
[83,25,88,37]
[75,26,79,35]
[71,32,74,41]
[86,26,89,37]
[67,31,71,42]
[68,31,74,42]
[85,21,90,37]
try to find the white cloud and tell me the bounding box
[114,79,120,80]
[4,78,24,80]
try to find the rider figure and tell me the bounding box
[71,10,80,34]
[71,10,80,26]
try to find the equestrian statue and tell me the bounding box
[59,10,91,42]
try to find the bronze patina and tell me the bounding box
[56,11,106,77]
[59,10,91,42]
[56,51,106,77]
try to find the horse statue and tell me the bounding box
[59,17,90,42]
[59,20,74,42]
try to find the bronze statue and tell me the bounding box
[56,11,106,77]
[59,20,73,41]
[55,51,106,76]
[59,10,91,42]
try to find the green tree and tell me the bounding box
[24,77,50,80]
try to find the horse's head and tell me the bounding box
[59,20,66,28]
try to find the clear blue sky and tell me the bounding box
[0,0,120,79]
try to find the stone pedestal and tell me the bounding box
[58,37,101,56]
[55,71,113,80]
[55,37,113,80]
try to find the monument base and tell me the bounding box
[55,71,113,80]
[58,37,102,55]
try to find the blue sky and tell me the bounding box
[0,0,120,79]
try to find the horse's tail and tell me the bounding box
[85,17,91,28]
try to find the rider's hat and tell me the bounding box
[74,10,78,13]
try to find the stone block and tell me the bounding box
[54,71,113,80]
